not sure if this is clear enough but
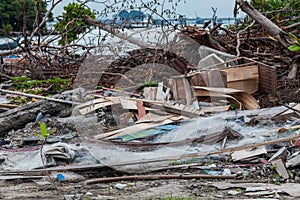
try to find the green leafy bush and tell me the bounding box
[55,2,96,45]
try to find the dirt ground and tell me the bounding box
[0,177,294,200]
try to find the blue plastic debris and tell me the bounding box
[35,112,43,122]
[56,173,65,181]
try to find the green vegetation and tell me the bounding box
[269,163,277,171]
[11,77,71,94]
[229,103,237,110]
[170,160,180,166]
[251,0,300,35]
[0,0,48,34]
[288,33,300,52]
[55,2,96,45]
[8,77,71,104]
[142,81,158,88]
[251,0,300,14]
[39,122,49,139]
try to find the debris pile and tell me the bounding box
[0,3,299,197]
[0,40,300,198]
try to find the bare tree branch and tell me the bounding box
[236,0,292,47]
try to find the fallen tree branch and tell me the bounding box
[285,21,300,30]
[0,100,70,134]
[85,174,235,184]
[0,89,80,105]
[0,72,11,80]
[84,16,153,49]
[236,0,291,47]
[236,20,256,57]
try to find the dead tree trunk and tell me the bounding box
[236,0,291,47]
[0,101,70,135]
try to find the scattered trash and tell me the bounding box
[114,183,127,190]
[56,173,65,181]
[0,8,299,198]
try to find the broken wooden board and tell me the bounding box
[286,154,300,168]
[143,100,201,117]
[186,70,227,88]
[169,76,195,105]
[231,146,267,161]
[193,86,260,110]
[72,97,120,115]
[79,101,115,115]
[119,98,154,111]
[142,100,229,118]
[271,159,289,179]
[135,113,174,124]
[75,97,158,115]
[220,65,259,94]
[190,57,277,94]
[143,87,157,100]
[268,147,287,162]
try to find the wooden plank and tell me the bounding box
[227,79,258,94]
[155,82,164,101]
[0,103,18,109]
[221,65,258,82]
[183,78,193,105]
[231,146,267,161]
[193,86,260,110]
[169,77,195,105]
[79,101,115,115]
[73,97,121,115]
[258,61,277,94]
[135,113,174,124]
[119,98,155,111]
[0,175,46,180]
[221,65,259,94]
[286,154,300,168]
[74,98,108,109]
[188,57,277,95]
[143,87,157,100]
[271,159,289,179]
[187,70,227,88]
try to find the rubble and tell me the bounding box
[0,9,299,200]
[0,54,299,198]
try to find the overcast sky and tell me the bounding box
[51,0,238,18]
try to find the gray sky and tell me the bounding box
[51,0,238,18]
